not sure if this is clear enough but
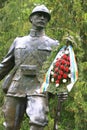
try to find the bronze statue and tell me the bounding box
[0,5,59,130]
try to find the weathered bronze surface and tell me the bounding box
[0,5,58,130]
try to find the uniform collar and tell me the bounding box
[29,29,45,37]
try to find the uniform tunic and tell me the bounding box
[0,29,59,97]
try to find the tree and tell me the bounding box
[0,0,87,130]
[44,0,87,129]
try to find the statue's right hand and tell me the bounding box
[2,74,12,94]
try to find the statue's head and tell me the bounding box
[29,5,51,23]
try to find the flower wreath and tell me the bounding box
[40,45,78,94]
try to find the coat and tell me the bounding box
[0,29,59,97]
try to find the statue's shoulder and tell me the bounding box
[44,35,59,46]
[14,35,29,41]
[13,35,30,46]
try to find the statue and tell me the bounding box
[0,5,59,130]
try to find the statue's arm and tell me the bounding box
[0,41,15,80]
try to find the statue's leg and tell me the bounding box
[2,96,26,130]
[26,94,49,130]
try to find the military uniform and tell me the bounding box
[0,28,58,130]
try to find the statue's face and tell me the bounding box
[31,12,48,29]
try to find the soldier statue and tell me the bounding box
[0,5,59,130]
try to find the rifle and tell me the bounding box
[53,92,68,130]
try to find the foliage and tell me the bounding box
[0,0,87,130]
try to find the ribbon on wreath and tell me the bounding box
[40,45,78,93]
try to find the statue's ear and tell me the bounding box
[30,18,32,22]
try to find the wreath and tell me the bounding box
[39,36,78,94]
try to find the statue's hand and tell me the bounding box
[63,35,77,47]
[2,74,12,94]
[2,87,8,94]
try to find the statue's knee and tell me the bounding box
[29,115,48,127]
[30,125,44,130]
[3,119,20,130]
[3,121,14,130]
[26,95,48,126]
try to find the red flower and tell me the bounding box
[55,61,60,67]
[63,73,68,78]
[55,80,60,84]
[67,61,70,66]
[67,56,70,61]
[60,65,65,70]
[59,70,63,75]
[65,67,69,72]
[62,54,67,60]
[57,75,62,80]
[58,59,61,62]
[61,59,66,65]
[53,73,57,78]
[54,67,58,72]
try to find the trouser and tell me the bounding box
[2,94,48,130]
